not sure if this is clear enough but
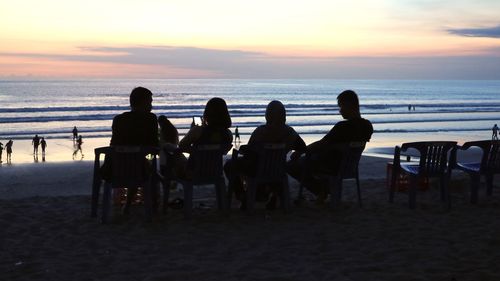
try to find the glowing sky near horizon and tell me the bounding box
[1,0,500,78]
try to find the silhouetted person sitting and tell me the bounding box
[225,100,306,210]
[158,115,185,181]
[176,97,232,179]
[32,134,40,155]
[159,115,179,147]
[0,141,3,163]
[102,87,159,213]
[287,90,373,201]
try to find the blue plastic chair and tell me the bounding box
[453,140,500,203]
[389,141,456,209]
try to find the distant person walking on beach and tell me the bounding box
[41,137,47,155]
[73,135,84,159]
[0,141,3,163]
[72,126,78,141]
[6,139,13,163]
[32,134,40,154]
[493,124,499,140]
[234,126,240,143]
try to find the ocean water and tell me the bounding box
[0,79,499,163]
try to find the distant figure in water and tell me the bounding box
[0,141,3,163]
[32,134,40,154]
[73,135,84,159]
[41,137,47,155]
[493,124,499,140]
[408,104,411,111]
[72,126,78,141]
[234,126,240,143]
[6,139,13,163]
[413,105,415,111]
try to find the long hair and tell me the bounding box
[265,100,286,127]
[203,97,231,129]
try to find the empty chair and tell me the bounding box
[228,143,290,212]
[173,144,227,218]
[389,141,456,209]
[91,146,159,223]
[453,140,500,203]
[297,141,366,209]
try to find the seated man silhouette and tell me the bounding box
[287,90,373,201]
[225,100,306,209]
[104,87,159,213]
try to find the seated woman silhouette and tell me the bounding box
[224,100,306,210]
[175,97,233,179]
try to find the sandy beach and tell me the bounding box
[1,155,499,281]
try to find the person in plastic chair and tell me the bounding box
[102,87,159,213]
[177,97,233,179]
[225,100,306,210]
[287,90,373,201]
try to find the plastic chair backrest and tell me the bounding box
[189,144,224,182]
[464,140,500,173]
[254,143,287,181]
[401,141,457,176]
[339,142,366,179]
[110,146,157,188]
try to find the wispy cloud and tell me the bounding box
[1,45,500,79]
[448,25,500,38]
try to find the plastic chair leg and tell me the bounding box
[355,175,362,208]
[143,180,153,222]
[282,178,290,212]
[216,178,227,210]
[486,174,494,196]
[246,179,257,213]
[162,179,171,214]
[470,174,480,204]
[389,168,398,203]
[183,183,193,219]
[101,182,113,223]
[408,177,417,209]
[91,178,101,218]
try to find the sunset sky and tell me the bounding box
[1,0,500,78]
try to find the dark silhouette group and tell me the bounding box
[101,87,373,212]
[31,134,48,162]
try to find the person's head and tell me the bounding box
[265,100,286,127]
[158,115,179,144]
[130,87,153,112]
[337,90,360,119]
[203,97,231,129]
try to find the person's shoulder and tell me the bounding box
[113,111,128,121]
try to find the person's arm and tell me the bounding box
[149,115,159,147]
[178,126,202,153]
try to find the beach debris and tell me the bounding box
[14,261,23,266]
